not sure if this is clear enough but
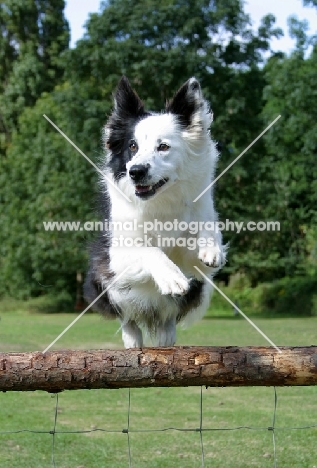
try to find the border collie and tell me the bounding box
[84,76,226,348]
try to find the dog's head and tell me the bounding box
[104,76,214,201]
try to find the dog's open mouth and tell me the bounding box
[135,178,169,199]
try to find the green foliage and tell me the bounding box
[259,276,317,316]
[68,0,281,97]
[24,291,75,313]
[304,225,317,275]
[0,84,106,298]
[209,275,317,317]
[0,0,69,137]
[0,0,73,298]
[288,15,310,52]
[261,45,317,278]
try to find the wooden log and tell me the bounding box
[0,346,316,392]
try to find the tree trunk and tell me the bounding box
[0,346,316,392]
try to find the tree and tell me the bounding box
[0,0,69,142]
[0,82,108,298]
[260,29,317,278]
[0,0,71,298]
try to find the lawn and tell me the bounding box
[0,300,317,468]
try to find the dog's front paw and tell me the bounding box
[198,245,226,268]
[152,265,190,296]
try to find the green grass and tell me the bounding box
[0,300,317,467]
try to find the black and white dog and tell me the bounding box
[84,76,226,348]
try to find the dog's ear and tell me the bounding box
[105,77,147,153]
[114,76,145,118]
[166,77,205,129]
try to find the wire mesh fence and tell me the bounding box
[0,375,317,467]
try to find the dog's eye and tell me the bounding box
[158,143,170,152]
[129,141,138,152]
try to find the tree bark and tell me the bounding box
[0,346,316,392]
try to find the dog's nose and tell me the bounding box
[129,165,148,182]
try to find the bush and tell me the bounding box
[210,275,317,318]
[258,276,317,316]
[26,292,75,314]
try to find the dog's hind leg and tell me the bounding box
[154,316,176,347]
[121,320,143,349]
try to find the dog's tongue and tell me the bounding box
[135,185,151,193]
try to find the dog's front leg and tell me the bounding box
[120,320,143,348]
[154,316,176,347]
[110,246,190,296]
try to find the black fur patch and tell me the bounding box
[166,78,201,129]
[83,232,119,318]
[176,279,204,322]
[107,130,137,181]
[106,77,151,181]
